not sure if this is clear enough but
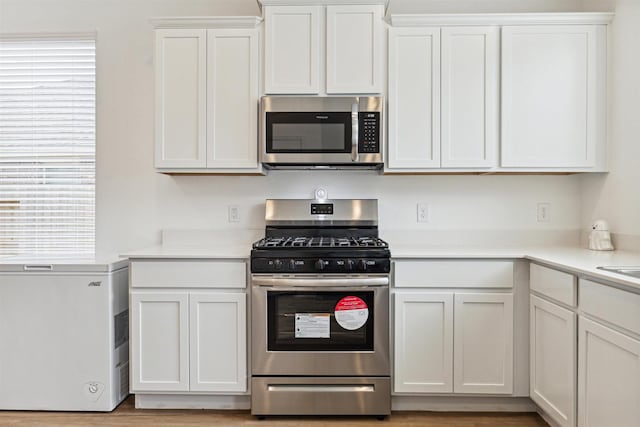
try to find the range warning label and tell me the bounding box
[335,296,369,330]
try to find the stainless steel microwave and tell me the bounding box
[260,96,384,170]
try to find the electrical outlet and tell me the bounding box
[228,205,240,223]
[417,203,430,223]
[537,202,550,223]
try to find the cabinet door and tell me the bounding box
[394,292,453,393]
[441,26,498,168]
[326,5,383,94]
[264,6,320,94]
[578,317,640,427]
[206,29,259,170]
[130,291,189,392]
[388,27,441,169]
[190,292,247,392]
[154,29,207,168]
[454,293,513,394]
[530,295,576,427]
[501,25,598,168]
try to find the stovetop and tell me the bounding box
[250,236,390,274]
[251,198,390,274]
[253,236,388,249]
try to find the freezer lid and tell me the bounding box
[0,255,128,273]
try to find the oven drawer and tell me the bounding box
[251,376,390,416]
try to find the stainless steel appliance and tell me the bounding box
[260,96,384,170]
[250,199,391,417]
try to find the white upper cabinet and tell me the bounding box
[387,25,498,170]
[388,27,440,169]
[206,29,259,169]
[264,6,320,94]
[326,5,383,94]
[501,25,604,169]
[441,27,498,168]
[263,2,385,95]
[155,29,207,169]
[387,13,612,173]
[154,19,261,173]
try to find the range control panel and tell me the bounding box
[358,112,380,154]
[310,203,333,215]
[251,257,390,274]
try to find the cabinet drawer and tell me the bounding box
[394,260,513,288]
[530,263,576,307]
[580,279,640,336]
[131,260,246,289]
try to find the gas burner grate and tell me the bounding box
[253,236,389,249]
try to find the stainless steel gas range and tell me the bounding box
[250,199,391,418]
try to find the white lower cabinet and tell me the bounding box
[394,293,454,393]
[529,265,640,427]
[394,290,514,394]
[129,259,248,395]
[454,293,513,394]
[189,293,246,392]
[578,317,640,427]
[131,289,247,393]
[530,295,576,427]
[131,292,190,392]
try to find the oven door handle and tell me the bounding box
[252,277,388,288]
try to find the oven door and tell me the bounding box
[251,275,389,376]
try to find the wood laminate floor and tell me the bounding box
[0,396,549,427]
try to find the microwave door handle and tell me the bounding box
[351,100,359,162]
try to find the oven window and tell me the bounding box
[266,112,351,153]
[267,291,374,351]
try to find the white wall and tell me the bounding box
[0,0,586,255]
[580,0,640,242]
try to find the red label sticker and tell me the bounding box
[335,296,369,330]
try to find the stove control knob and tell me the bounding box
[346,259,355,271]
[289,259,296,270]
[315,259,326,270]
[359,259,368,272]
[274,259,283,270]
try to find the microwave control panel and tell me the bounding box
[358,112,380,153]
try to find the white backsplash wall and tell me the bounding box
[1,0,590,255]
[144,172,583,250]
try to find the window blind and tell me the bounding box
[0,38,95,255]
